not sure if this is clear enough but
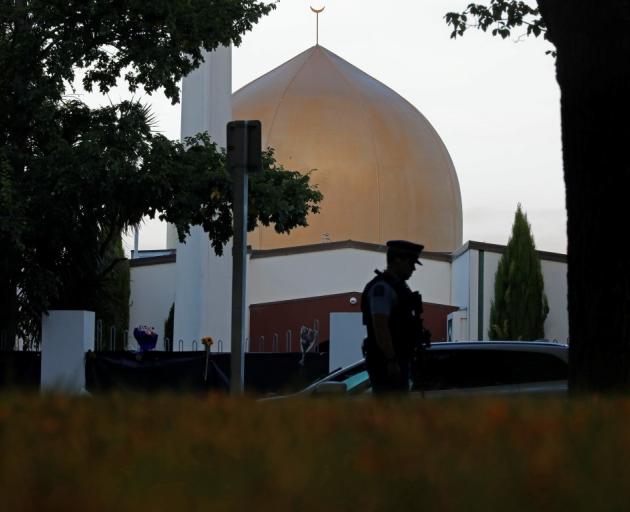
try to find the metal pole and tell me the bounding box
[231,166,248,394]
[227,119,260,395]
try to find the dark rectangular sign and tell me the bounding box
[226,120,262,172]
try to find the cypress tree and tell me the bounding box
[489,204,549,340]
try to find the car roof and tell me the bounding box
[322,341,568,381]
[428,341,568,361]
[430,341,567,348]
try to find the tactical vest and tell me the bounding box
[361,270,418,359]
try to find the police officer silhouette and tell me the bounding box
[361,240,426,394]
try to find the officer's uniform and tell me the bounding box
[361,240,425,394]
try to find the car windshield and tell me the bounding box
[327,362,365,383]
[304,361,368,394]
[342,371,369,391]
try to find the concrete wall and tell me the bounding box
[463,246,568,342]
[129,262,176,350]
[451,249,470,309]
[127,242,569,348]
[541,260,569,342]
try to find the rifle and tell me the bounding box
[410,291,431,391]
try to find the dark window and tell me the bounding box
[418,349,567,390]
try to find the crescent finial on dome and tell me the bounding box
[310,5,325,45]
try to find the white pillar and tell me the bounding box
[174,46,233,350]
[41,310,95,393]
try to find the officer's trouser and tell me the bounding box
[365,349,410,395]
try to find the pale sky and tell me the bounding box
[111,0,565,255]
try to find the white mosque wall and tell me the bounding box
[247,247,452,308]
[128,242,568,349]
[413,257,452,306]
[129,262,176,351]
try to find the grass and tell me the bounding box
[1,392,630,511]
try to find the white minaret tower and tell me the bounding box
[173,46,233,350]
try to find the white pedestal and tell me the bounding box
[41,310,95,393]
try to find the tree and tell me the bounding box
[445,1,630,392]
[445,1,551,51]
[489,204,549,340]
[0,2,323,345]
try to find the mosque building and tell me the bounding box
[128,43,568,362]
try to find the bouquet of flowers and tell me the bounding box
[133,325,158,352]
[201,336,214,350]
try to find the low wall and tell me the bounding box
[85,351,330,395]
[0,352,41,390]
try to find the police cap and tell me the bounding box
[386,240,424,265]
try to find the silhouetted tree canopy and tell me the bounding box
[0,1,323,343]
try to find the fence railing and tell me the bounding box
[3,317,323,354]
[252,319,321,354]
[95,320,128,351]
[167,339,229,352]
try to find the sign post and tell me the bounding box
[226,120,262,394]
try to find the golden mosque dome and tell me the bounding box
[233,45,463,252]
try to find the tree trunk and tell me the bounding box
[0,272,18,350]
[538,0,630,392]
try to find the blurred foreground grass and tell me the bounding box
[1,392,630,511]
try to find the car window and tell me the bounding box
[417,349,567,391]
[501,350,568,382]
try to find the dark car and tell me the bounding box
[263,341,568,400]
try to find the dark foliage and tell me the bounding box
[444,0,630,391]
